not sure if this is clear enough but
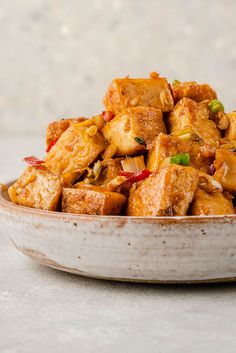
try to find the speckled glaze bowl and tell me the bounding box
[1,182,236,283]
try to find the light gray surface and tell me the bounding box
[1,0,236,137]
[1,138,236,352]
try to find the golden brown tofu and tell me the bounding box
[168,98,221,146]
[102,107,166,156]
[172,81,217,103]
[127,165,198,216]
[213,149,236,193]
[45,122,107,184]
[62,185,127,215]
[225,112,236,142]
[103,75,174,114]
[8,166,63,211]
[46,118,85,147]
[147,132,215,173]
[190,188,234,215]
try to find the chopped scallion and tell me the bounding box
[134,137,146,145]
[208,99,224,114]
[170,153,190,166]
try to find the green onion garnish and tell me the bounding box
[134,137,146,145]
[170,153,190,166]
[172,79,180,86]
[208,99,224,114]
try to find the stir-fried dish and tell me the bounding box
[8,72,236,216]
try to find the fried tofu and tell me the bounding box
[45,122,107,184]
[190,187,234,215]
[213,149,236,193]
[102,107,166,156]
[103,75,174,114]
[171,81,217,103]
[8,166,63,211]
[62,185,127,215]
[127,165,198,216]
[46,118,85,147]
[225,112,236,142]
[168,98,221,146]
[147,132,215,173]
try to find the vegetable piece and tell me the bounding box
[134,137,146,145]
[46,138,59,153]
[171,127,201,142]
[172,79,180,86]
[198,172,223,192]
[23,156,45,166]
[121,155,146,173]
[170,153,190,166]
[102,144,117,159]
[208,99,224,114]
[120,169,152,183]
[102,111,115,122]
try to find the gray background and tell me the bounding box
[0,0,236,137]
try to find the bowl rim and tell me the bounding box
[1,181,236,224]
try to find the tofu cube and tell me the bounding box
[213,149,236,193]
[45,122,107,183]
[127,165,198,216]
[225,112,236,142]
[102,107,166,156]
[103,75,174,114]
[171,81,217,103]
[190,187,234,215]
[62,185,127,215]
[8,166,63,211]
[46,118,85,147]
[147,132,215,173]
[168,98,221,146]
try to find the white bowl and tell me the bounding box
[1,182,236,283]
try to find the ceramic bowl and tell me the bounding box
[1,182,236,283]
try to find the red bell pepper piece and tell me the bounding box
[46,138,59,153]
[23,156,45,166]
[120,169,152,183]
[102,111,115,122]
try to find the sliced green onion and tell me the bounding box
[172,79,180,86]
[170,153,190,166]
[208,99,224,114]
[134,137,146,145]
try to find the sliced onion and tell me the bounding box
[93,161,102,180]
[121,155,146,173]
[198,172,223,192]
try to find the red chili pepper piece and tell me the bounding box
[209,163,215,176]
[46,138,59,153]
[23,156,45,166]
[120,171,135,178]
[120,169,152,183]
[102,111,115,122]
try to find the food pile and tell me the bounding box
[8,72,236,216]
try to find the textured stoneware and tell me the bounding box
[0,183,236,283]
